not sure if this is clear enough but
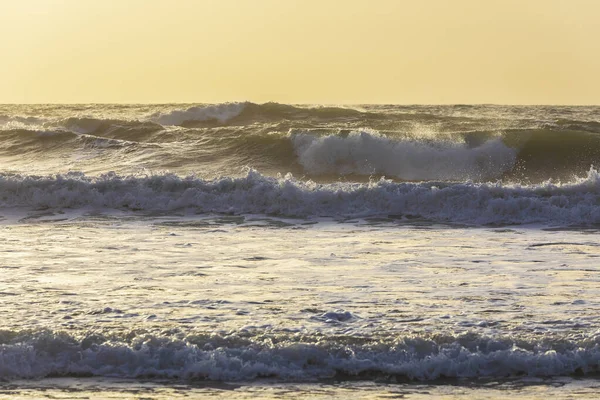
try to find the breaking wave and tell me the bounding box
[1,168,599,225]
[0,329,599,381]
[1,125,600,182]
[290,130,517,181]
[1,103,600,182]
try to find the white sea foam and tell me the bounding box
[290,130,517,181]
[0,331,599,380]
[0,168,599,225]
[150,103,247,126]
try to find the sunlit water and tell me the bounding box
[1,104,600,398]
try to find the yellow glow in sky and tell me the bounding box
[1,0,599,104]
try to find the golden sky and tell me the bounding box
[1,0,599,104]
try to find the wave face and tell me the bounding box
[0,329,599,381]
[1,168,599,225]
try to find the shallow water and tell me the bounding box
[1,377,600,399]
[1,216,599,387]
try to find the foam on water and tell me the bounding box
[0,330,599,381]
[0,115,49,131]
[0,168,599,225]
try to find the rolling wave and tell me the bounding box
[0,128,139,152]
[60,117,163,138]
[149,102,369,126]
[1,126,600,182]
[502,128,600,181]
[1,104,600,183]
[0,168,599,225]
[288,128,600,181]
[150,102,249,126]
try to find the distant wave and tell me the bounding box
[239,102,366,120]
[0,103,371,131]
[0,114,48,129]
[0,329,599,380]
[60,117,163,137]
[148,102,368,126]
[0,128,140,153]
[150,102,249,126]
[1,168,599,225]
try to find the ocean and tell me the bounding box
[0,103,599,398]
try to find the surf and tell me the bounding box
[1,328,599,381]
[0,168,599,226]
[1,103,600,184]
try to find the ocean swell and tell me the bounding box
[148,102,368,126]
[150,103,249,126]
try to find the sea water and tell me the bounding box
[0,103,599,398]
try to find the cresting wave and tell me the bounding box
[3,126,600,182]
[290,130,517,181]
[1,169,599,225]
[0,329,599,381]
[290,128,600,181]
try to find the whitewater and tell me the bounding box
[0,103,599,399]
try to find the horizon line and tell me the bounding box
[1,101,599,107]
